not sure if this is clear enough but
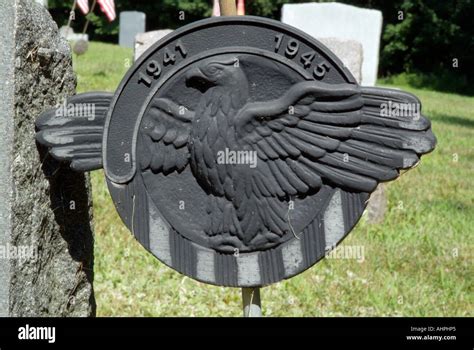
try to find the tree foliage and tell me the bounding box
[49,0,472,89]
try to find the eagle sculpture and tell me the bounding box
[37,55,436,253]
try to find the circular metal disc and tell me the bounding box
[103,16,368,287]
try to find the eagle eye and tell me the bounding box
[207,65,221,75]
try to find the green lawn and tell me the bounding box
[73,42,473,317]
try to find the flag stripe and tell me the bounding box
[77,0,89,15]
[98,0,116,22]
[100,0,114,18]
[237,0,245,16]
[107,2,115,16]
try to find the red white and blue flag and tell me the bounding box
[212,0,220,16]
[97,0,116,22]
[212,0,245,17]
[77,0,89,15]
[212,0,245,16]
[237,0,245,15]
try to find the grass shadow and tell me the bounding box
[379,72,474,97]
[429,112,474,129]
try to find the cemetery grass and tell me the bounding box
[74,42,473,317]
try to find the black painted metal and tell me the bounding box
[36,92,112,172]
[35,16,436,287]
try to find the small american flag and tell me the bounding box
[237,0,245,15]
[97,0,116,22]
[212,0,220,16]
[77,0,89,15]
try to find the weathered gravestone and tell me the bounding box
[119,11,146,48]
[134,30,173,61]
[366,184,388,223]
[59,26,89,43]
[0,0,95,316]
[282,2,383,86]
[36,17,436,293]
[134,32,363,84]
[316,38,362,85]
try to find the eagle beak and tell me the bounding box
[185,67,215,92]
[185,67,207,82]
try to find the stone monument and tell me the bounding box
[59,26,89,43]
[119,11,146,48]
[134,30,173,61]
[0,0,95,317]
[282,2,383,86]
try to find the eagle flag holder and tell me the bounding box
[35,16,436,316]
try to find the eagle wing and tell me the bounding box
[36,92,112,172]
[138,97,194,174]
[228,81,436,245]
[234,81,436,196]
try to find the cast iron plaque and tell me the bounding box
[36,16,436,287]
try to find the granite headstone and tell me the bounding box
[59,26,89,43]
[119,11,146,48]
[318,37,362,84]
[282,2,383,86]
[134,29,173,61]
[0,0,95,316]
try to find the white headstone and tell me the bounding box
[134,30,173,61]
[119,11,146,48]
[59,26,89,42]
[319,37,362,84]
[34,0,47,6]
[282,2,382,86]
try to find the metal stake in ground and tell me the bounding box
[82,0,97,34]
[73,0,97,55]
[242,288,262,317]
[66,0,77,29]
[218,0,262,318]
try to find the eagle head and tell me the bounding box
[185,56,248,93]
